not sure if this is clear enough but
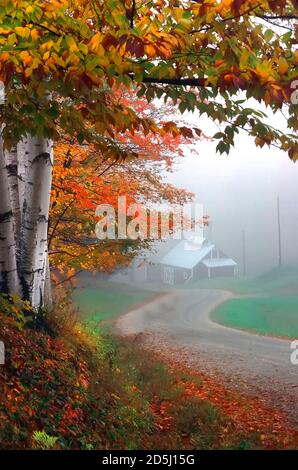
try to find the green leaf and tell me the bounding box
[213,132,225,139]
[77,132,84,144]
[264,29,274,42]
[178,101,188,114]
[216,141,230,155]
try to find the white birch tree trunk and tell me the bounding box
[44,254,52,307]
[0,136,20,295]
[6,145,21,245]
[1,83,53,310]
[18,136,53,310]
[17,138,30,225]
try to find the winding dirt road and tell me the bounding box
[116,289,298,424]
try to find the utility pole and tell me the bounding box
[209,219,213,241]
[242,230,246,277]
[277,195,282,266]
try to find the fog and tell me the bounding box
[165,108,298,277]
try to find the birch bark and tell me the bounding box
[0,137,20,295]
[18,136,53,310]
[6,145,21,245]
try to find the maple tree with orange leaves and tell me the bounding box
[49,89,195,283]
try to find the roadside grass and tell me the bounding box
[188,276,255,294]
[211,295,298,338]
[189,264,298,295]
[1,294,294,450]
[191,265,298,338]
[73,281,157,325]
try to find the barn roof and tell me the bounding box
[159,239,215,270]
[148,238,181,262]
[202,258,237,268]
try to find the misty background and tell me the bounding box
[164,105,298,277]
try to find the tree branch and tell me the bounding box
[49,250,81,257]
[257,14,298,20]
[96,161,117,176]
[142,77,206,87]
[48,199,75,250]
[130,0,136,28]
[54,269,84,286]
[190,3,262,34]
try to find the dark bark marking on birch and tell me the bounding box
[19,274,31,302]
[0,210,13,223]
[0,270,9,294]
[32,152,52,165]
[6,163,17,176]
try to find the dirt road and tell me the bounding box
[116,289,298,424]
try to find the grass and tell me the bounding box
[190,265,298,338]
[188,276,254,294]
[73,281,157,325]
[211,295,298,339]
[189,264,298,295]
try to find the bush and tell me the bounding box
[32,431,58,450]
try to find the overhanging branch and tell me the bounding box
[257,14,298,20]
[142,77,206,87]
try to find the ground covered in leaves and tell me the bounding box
[0,295,297,450]
[142,340,298,450]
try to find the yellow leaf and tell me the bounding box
[67,36,80,53]
[31,29,40,41]
[19,51,32,66]
[145,43,156,58]
[0,27,12,35]
[88,33,102,53]
[43,51,51,60]
[264,90,271,106]
[0,52,9,62]
[15,27,31,39]
[278,57,289,75]
[40,40,54,52]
